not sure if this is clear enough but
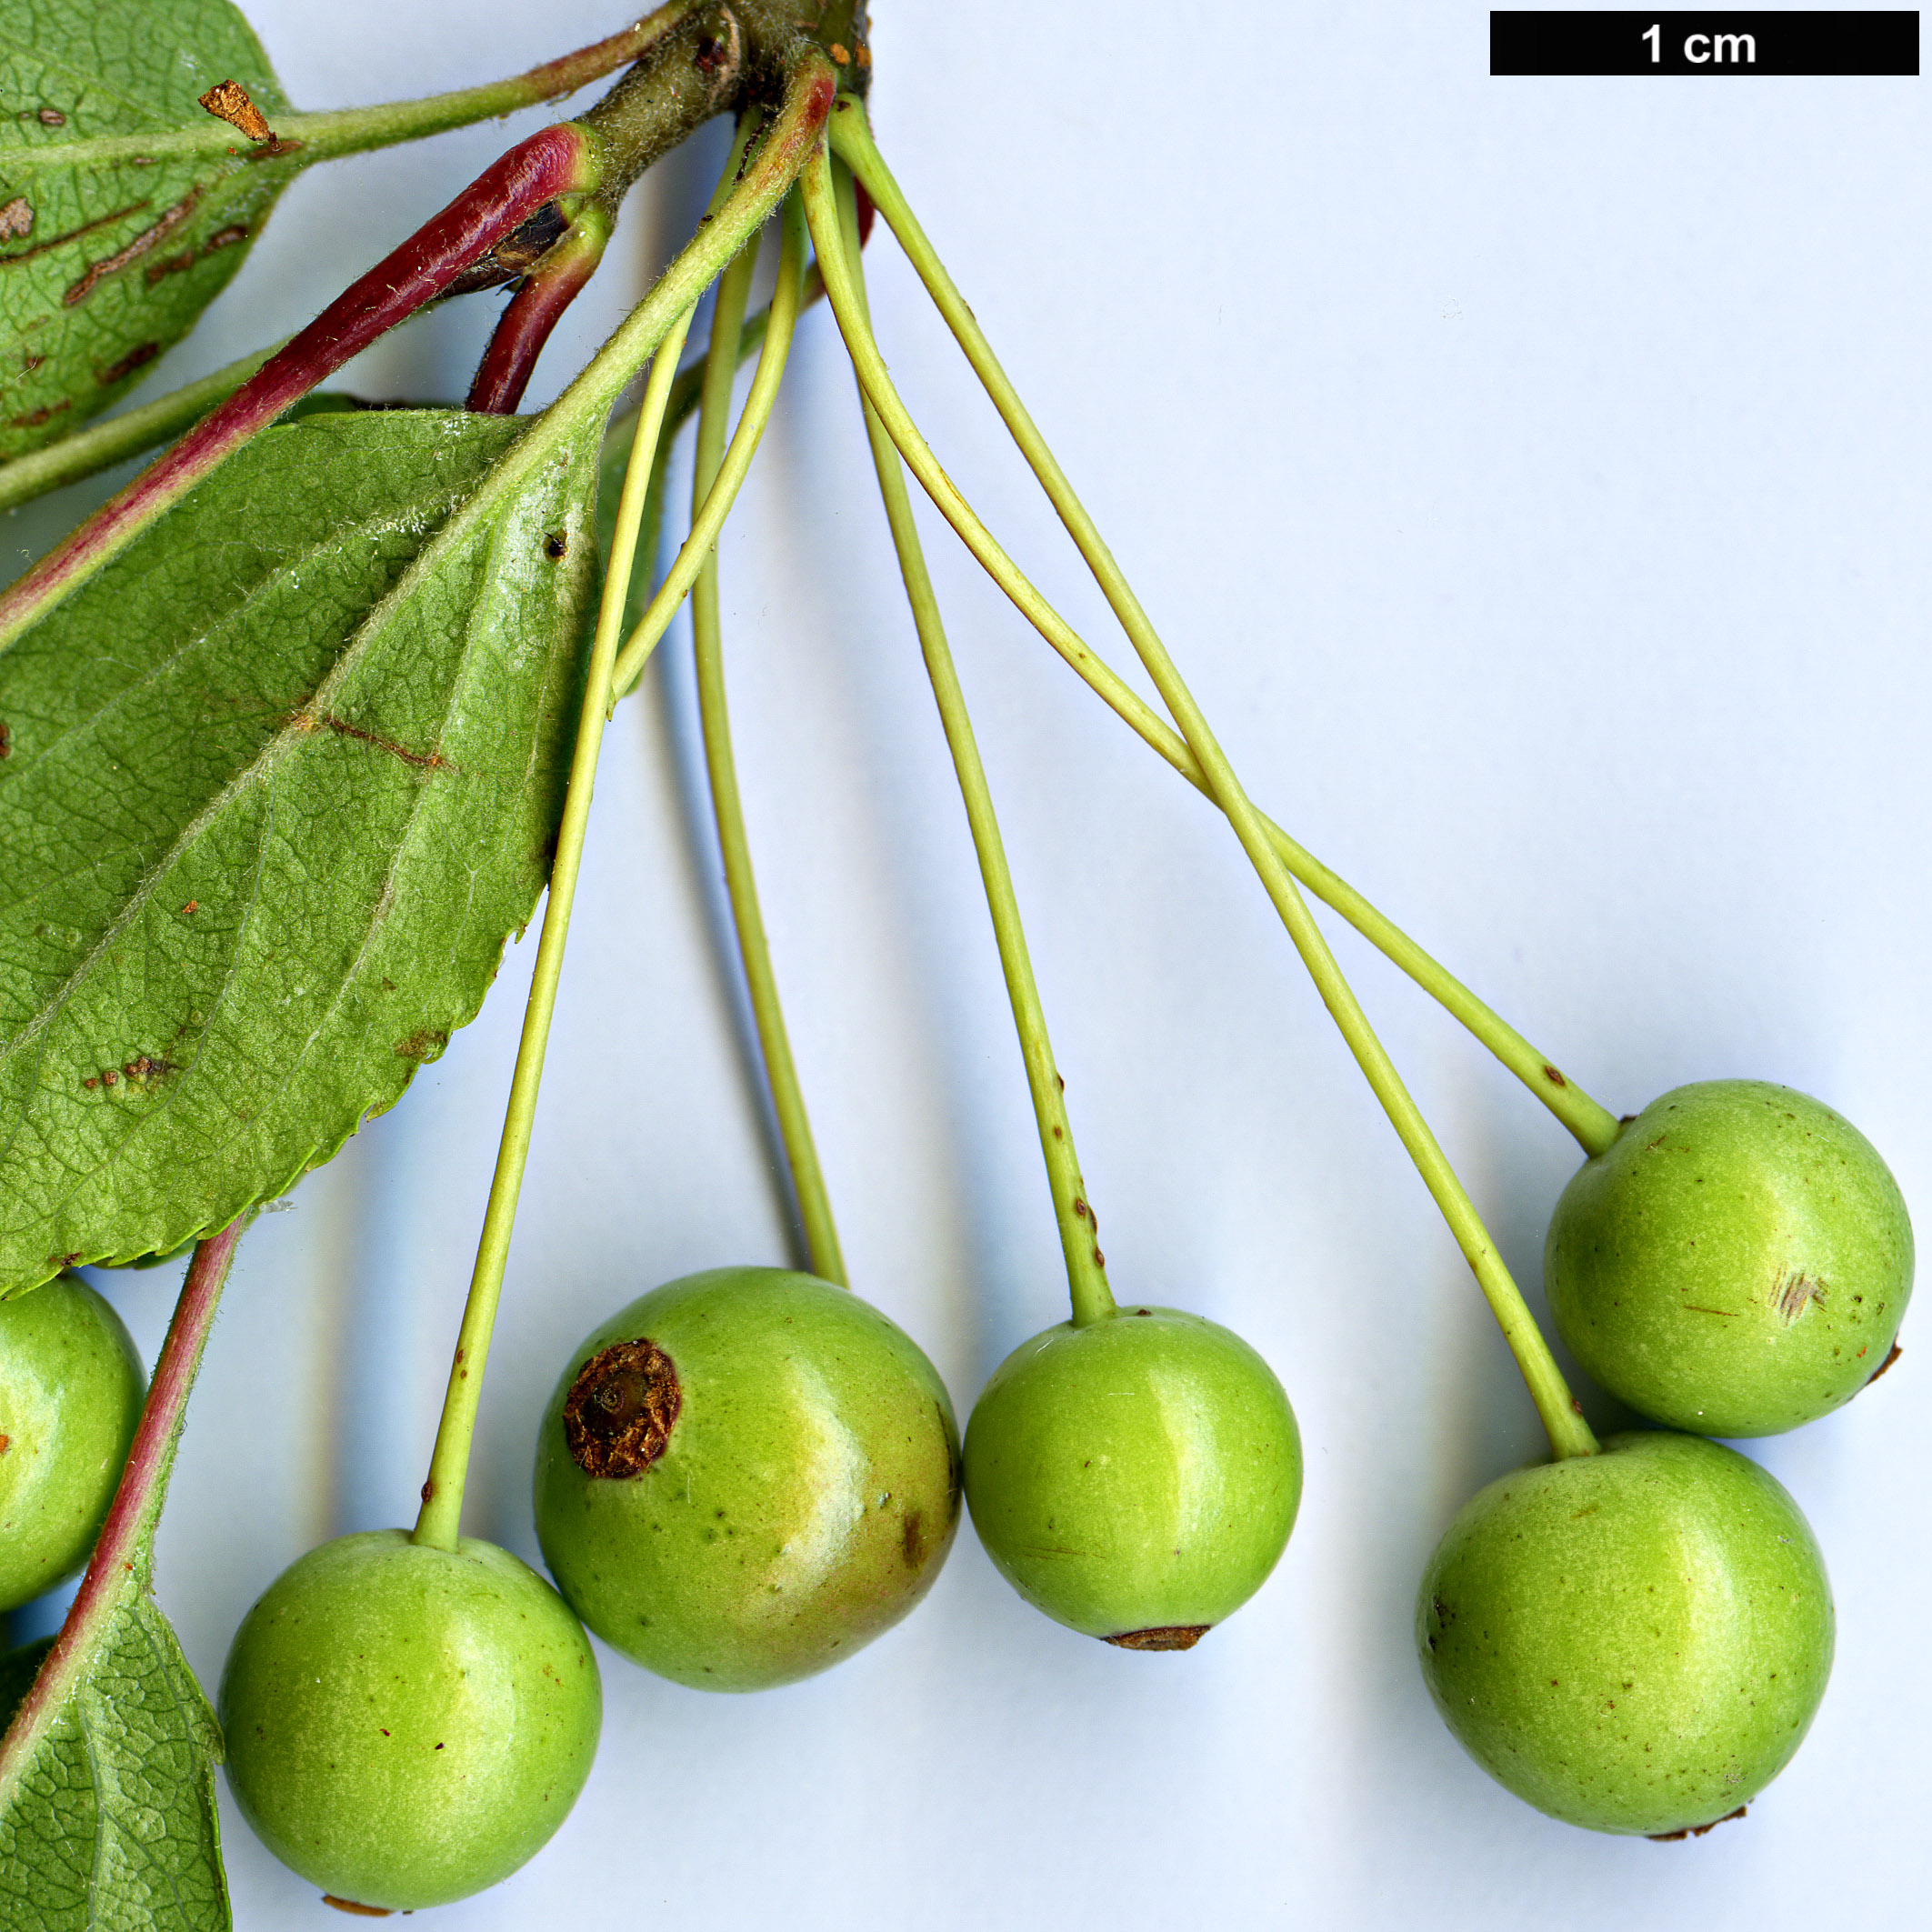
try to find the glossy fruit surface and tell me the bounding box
[963,1306,1300,1647]
[0,1272,146,1612]
[533,1266,961,1692]
[1546,1080,1913,1436]
[1417,1430,1832,1836]
[218,1529,601,1911]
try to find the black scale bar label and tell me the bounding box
[1491,11,1920,74]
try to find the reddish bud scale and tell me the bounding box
[0,124,596,649]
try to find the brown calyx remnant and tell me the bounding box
[1105,1625,1210,1652]
[564,1338,681,1477]
[1866,1340,1903,1386]
[198,80,274,144]
[1648,1803,1747,1843]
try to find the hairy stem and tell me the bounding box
[829,105,1619,1161]
[687,192,844,1281]
[820,160,1116,1329]
[0,124,599,654]
[0,1224,243,1794]
[805,142,1593,1457]
[0,5,706,182]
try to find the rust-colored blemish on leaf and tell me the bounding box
[306,712,452,771]
[2,198,149,271]
[0,199,30,242]
[392,1030,448,1064]
[205,224,250,252]
[97,341,160,386]
[145,249,196,285]
[0,722,12,759]
[37,108,65,127]
[65,190,202,305]
[1648,1804,1747,1842]
[563,1338,681,1477]
[198,80,274,144]
[0,1435,10,1455]
[8,399,70,430]
[1105,1625,1210,1651]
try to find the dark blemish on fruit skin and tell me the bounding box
[1774,1271,1826,1325]
[1106,1625,1210,1651]
[901,1511,926,1569]
[564,1338,681,1477]
[1864,1341,1903,1387]
[319,1899,393,1917]
[1648,1803,1747,1842]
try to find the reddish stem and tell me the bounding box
[0,1222,242,1780]
[0,123,597,651]
[467,214,612,415]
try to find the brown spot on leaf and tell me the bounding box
[37,108,65,127]
[0,721,11,758]
[65,191,201,305]
[543,531,568,560]
[392,1030,448,1064]
[1648,1804,1747,1842]
[204,224,250,252]
[96,341,160,387]
[563,1338,681,1477]
[0,199,30,242]
[2,198,148,272]
[1105,1625,1209,1651]
[1865,1340,1903,1387]
[198,80,274,144]
[8,400,69,430]
[144,250,196,285]
[305,712,451,771]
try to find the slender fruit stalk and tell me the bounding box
[686,192,846,1282]
[412,294,699,1552]
[408,63,839,1547]
[0,1225,243,1787]
[0,124,600,652]
[804,144,1590,1455]
[827,161,1115,1331]
[827,104,1618,1159]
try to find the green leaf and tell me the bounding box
[0,1590,226,1932]
[0,407,599,1294]
[0,0,295,460]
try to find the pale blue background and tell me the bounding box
[7,2,1927,1926]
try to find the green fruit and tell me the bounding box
[962,1306,1300,1647]
[218,1530,601,1911]
[0,1273,146,1612]
[1546,1081,1913,1436]
[532,1266,961,1692]
[1417,1431,1832,1837]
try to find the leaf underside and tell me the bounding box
[0,1584,226,1932]
[0,0,296,461]
[0,408,599,1295]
